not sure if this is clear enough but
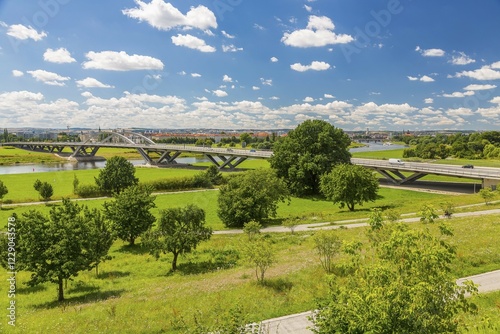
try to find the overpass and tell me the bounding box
[3,136,500,188]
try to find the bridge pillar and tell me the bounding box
[483,178,499,190]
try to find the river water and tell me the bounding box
[0,143,406,175]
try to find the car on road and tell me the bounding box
[462,164,474,169]
[249,149,256,152]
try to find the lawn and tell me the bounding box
[1,214,499,333]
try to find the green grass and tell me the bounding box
[1,214,500,333]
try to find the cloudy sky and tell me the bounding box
[1,0,500,130]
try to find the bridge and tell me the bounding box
[2,133,500,188]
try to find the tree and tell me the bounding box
[270,120,351,196]
[419,204,439,223]
[217,169,289,228]
[95,156,138,195]
[33,179,53,201]
[6,199,101,301]
[0,180,8,208]
[204,165,223,185]
[441,201,455,219]
[104,185,156,246]
[144,204,212,271]
[243,239,274,283]
[313,222,478,333]
[479,187,496,205]
[282,218,299,234]
[243,221,262,240]
[313,230,342,273]
[320,163,379,211]
[85,207,114,276]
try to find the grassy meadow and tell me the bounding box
[0,214,499,333]
[0,146,500,332]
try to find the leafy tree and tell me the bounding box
[479,187,496,205]
[270,120,351,196]
[95,156,138,195]
[204,165,223,185]
[85,207,114,276]
[6,199,100,301]
[419,204,439,223]
[239,132,252,145]
[320,164,379,211]
[104,185,156,246]
[441,201,455,219]
[0,180,8,208]
[33,179,53,201]
[313,221,478,333]
[282,218,299,234]
[384,209,401,222]
[217,169,289,228]
[243,239,274,283]
[243,221,262,240]
[144,204,212,271]
[313,230,342,273]
[73,174,80,194]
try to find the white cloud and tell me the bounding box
[12,70,24,77]
[324,94,335,99]
[290,61,331,72]
[222,44,243,52]
[490,97,500,104]
[171,34,216,52]
[27,69,70,86]
[463,84,496,91]
[178,71,187,76]
[455,63,500,80]
[281,15,353,48]
[416,46,445,57]
[424,98,434,104]
[304,5,312,12]
[191,73,201,78]
[82,51,164,71]
[270,96,280,100]
[223,75,233,82]
[252,86,260,90]
[442,91,474,98]
[253,23,265,31]
[44,48,76,63]
[212,90,228,97]
[260,78,273,86]
[408,75,434,82]
[123,0,217,31]
[420,75,435,82]
[270,57,278,63]
[6,24,47,41]
[76,77,114,88]
[450,52,475,65]
[303,97,314,102]
[221,31,235,38]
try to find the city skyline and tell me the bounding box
[0,0,499,130]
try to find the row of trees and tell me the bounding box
[398,131,500,160]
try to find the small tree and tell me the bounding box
[320,164,379,211]
[385,209,401,223]
[217,169,289,228]
[144,204,212,271]
[243,221,261,240]
[95,156,138,195]
[33,179,53,201]
[5,199,99,301]
[282,218,299,234]
[0,180,8,208]
[243,239,274,283]
[479,187,496,205]
[104,185,156,246]
[85,207,114,276]
[73,174,80,194]
[313,230,342,273]
[440,201,455,219]
[313,222,478,333]
[204,165,223,185]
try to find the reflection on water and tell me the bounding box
[0,143,406,175]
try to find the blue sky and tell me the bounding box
[0,0,499,130]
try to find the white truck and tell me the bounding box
[388,158,404,165]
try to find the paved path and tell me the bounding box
[259,270,500,333]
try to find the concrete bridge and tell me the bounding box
[3,134,500,188]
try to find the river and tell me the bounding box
[0,143,406,175]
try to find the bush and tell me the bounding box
[75,184,104,198]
